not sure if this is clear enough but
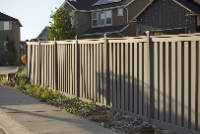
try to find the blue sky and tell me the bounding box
[0,0,64,41]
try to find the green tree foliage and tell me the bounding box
[0,36,17,65]
[47,7,77,40]
[6,41,17,65]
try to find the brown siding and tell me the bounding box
[112,8,127,26]
[0,21,21,62]
[65,3,91,38]
[75,12,91,38]
[127,0,150,21]
[121,23,136,36]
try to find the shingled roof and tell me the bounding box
[174,0,200,14]
[62,0,133,11]
[132,0,200,21]
[82,24,129,36]
[0,12,22,27]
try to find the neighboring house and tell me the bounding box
[130,0,200,36]
[37,26,49,40]
[0,12,22,61]
[61,0,151,38]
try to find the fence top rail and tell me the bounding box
[78,39,104,44]
[106,36,147,40]
[150,33,200,39]
[152,36,200,42]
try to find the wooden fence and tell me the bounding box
[26,32,200,134]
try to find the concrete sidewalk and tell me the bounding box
[0,86,118,134]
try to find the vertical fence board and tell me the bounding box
[113,44,117,108]
[171,42,176,125]
[129,43,133,112]
[70,44,73,95]
[82,44,86,98]
[46,46,49,87]
[72,44,75,95]
[31,45,35,83]
[27,45,31,79]
[134,43,138,113]
[154,42,159,120]
[35,45,38,84]
[143,42,148,117]
[94,44,97,102]
[177,42,182,126]
[91,45,94,100]
[100,44,103,104]
[184,42,189,128]
[165,42,170,123]
[49,45,51,88]
[191,41,196,130]
[67,45,69,94]
[79,45,82,97]
[139,43,143,115]
[125,43,129,111]
[109,43,113,107]
[117,43,121,108]
[198,41,200,131]
[121,43,125,110]
[41,45,44,86]
[96,44,100,102]
[59,45,61,91]
[61,45,63,92]
[88,44,91,99]
[159,42,164,121]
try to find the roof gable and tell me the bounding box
[174,0,200,14]
[132,0,200,21]
[0,12,22,27]
[63,0,134,11]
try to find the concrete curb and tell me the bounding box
[0,109,33,134]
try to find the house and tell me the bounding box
[0,12,22,62]
[61,0,151,38]
[130,0,200,36]
[37,26,49,40]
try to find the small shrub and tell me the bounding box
[99,115,110,123]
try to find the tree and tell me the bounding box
[47,7,77,40]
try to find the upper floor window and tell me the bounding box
[92,10,112,27]
[0,21,12,30]
[118,8,123,16]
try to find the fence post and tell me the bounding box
[103,34,109,106]
[38,39,41,85]
[75,36,79,98]
[144,31,151,123]
[54,38,58,90]
[146,31,154,124]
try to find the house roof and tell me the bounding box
[63,0,134,11]
[82,24,129,36]
[0,12,22,27]
[131,0,200,21]
[37,26,49,38]
[174,0,200,14]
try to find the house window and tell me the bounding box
[0,42,7,53]
[118,8,123,16]
[0,21,12,30]
[92,10,112,27]
[92,13,97,26]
